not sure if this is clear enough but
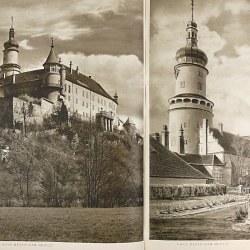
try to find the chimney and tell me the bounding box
[218,123,223,135]
[161,125,169,149]
[179,125,185,155]
[76,66,79,75]
[70,61,73,74]
[155,133,160,142]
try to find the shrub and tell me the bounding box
[235,205,248,221]
[151,184,227,199]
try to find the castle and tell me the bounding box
[0,21,118,132]
[151,4,250,187]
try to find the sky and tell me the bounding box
[0,0,143,130]
[150,0,250,136]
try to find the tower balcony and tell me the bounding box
[168,94,214,113]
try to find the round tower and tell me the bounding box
[42,38,62,103]
[0,17,21,78]
[168,4,214,154]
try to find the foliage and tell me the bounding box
[158,195,237,215]
[151,184,227,200]
[0,115,143,208]
[235,205,248,221]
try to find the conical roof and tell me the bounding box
[124,117,135,125]
[44,47,58,65]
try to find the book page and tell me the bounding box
[0,0,144,249]
[149,0,250,249]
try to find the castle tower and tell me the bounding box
[168,1,214,154]
[0,17,21,78]
[42,38,62,103]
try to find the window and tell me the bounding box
[92,105,94,110]
[86,113,88,118]
[92,95,94,101]
[86,93,88,98]
[86,103,88,108]
[198,70,203,78]
[98,98,100,103]
[82,91,84,97]
[197,82,202,90]
[101,99,103,105]
[68,85,71,93]
[68,96,70,101]
[83,112,85,117]
[82,101,84,106]
[76,98,78,104]
[104,100,106,106]
[180,81,185,88]
[76,88,77,94]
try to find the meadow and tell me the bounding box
[0,207,143,243]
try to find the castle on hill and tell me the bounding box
[151,6,250,187]
[0,20,120,132]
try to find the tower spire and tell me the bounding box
[191,0,194,21]
[51,37,54,48]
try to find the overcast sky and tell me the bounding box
[0,0,143,130]
[150,0,250,136]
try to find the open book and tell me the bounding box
[0,0,250,250]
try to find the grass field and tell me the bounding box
[150,203,250,240]
[0,207,143,243]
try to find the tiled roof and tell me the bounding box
[0,66,115,102]
[150,137,207,179]
[210,128,250,156]
[65,66,114,101]
[191,164,213,179]
[179,153,223,166]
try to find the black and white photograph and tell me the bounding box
[0,0,143,244]
[150,0,250,241]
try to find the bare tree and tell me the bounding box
[231,136,250,186]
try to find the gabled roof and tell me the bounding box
[179,153,223,166]
[65,66,114,101]
[210,128,250,156]
[150,137,207,179]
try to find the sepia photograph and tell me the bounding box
[0,0,143,244]
[150,0,250,241]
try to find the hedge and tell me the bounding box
[150,184,227,199]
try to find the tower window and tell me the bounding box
[180,81,185,88]
[198,70,203,78]
[197,82,202,90]
[68,85,71,93]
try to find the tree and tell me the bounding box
[7,134,38,206]
[231,136,250,186]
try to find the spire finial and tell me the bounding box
[11,16,13,28]
[51,37,54,48]
[191,0,194,21]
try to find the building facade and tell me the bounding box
[0,23,118,131]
